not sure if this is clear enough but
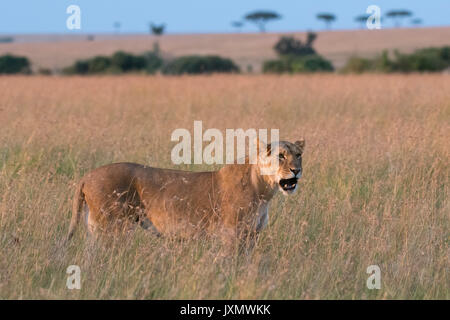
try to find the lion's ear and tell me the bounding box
[254,137,271,156]
[295,139,305,152]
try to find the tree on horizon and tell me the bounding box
[113,21,121,35]
[231,21,244,33]
[355,14,370,29]
[411,18,423,27]
[149,22,166,36]
[386,10,412,27]
[316,13,336,30]
[149,22,166,55]
[244,10,281,33]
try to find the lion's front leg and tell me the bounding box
[219,226,239,252]
[219,226,260,256]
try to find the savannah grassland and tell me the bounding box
[0,74,448,299]
[3,27,450,71]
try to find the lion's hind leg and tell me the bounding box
[82,189,140,238]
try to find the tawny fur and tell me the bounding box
[67,140,305,245]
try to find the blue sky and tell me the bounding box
[0,0,449,34]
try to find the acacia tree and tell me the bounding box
[411,18,423,26]
[386,10,412,27]
[355,14,370,29]
[113,21,121,34]
[316,13,336,30]
[149,22,166,54]
[150,22,165,36]
[231,21,244,33]
[244,11,281,33]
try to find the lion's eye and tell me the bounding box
[278,153,285,160]
[296,154,302,158]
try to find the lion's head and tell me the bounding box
[258,139,305,195]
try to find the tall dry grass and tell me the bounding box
[0,74,448,299]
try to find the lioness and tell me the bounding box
[66,139,304,246]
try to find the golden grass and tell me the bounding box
[0,74,448,299]
[2,27,450,71]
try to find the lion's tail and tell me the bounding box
[66,181,85,242]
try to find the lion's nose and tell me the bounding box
[290,168,300,176]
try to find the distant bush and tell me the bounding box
[0,54,31,74]
[162,55,239,75]
[143,51,163,74]
[263,55,334,73]
[111,51,146,72]
[392,47,450,72]
[62,51,163,75]
[88,56,112,74]
[291,55,334,72]
[274,33,317,56]
[38,68,52,75]
[264,33,334,74]
[263,59,290,73]
[62,56,109,75]
[63,60,88,75]
[340,56,377,74]
[342,47,450,73]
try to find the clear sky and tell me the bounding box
[0,0,449,34]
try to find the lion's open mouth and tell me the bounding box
[279,177,298,191]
